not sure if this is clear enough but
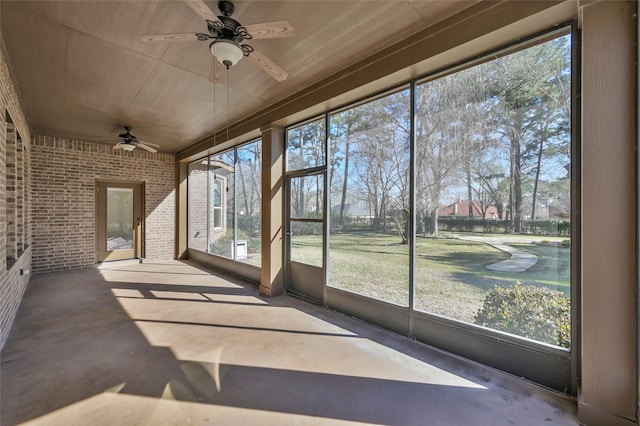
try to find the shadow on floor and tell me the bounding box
[1,261,576,425]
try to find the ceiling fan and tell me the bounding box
[141,0,294,82]
[112,126,160,153]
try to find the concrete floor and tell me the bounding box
[1,261,578,425]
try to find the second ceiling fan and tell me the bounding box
[142,0,294,82]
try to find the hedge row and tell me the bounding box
[438,217,570,236]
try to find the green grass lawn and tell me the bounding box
[290,231,571,324]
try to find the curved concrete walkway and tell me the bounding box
[457,235,539,272]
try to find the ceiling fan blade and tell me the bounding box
[113,142,123,149]
[244,21,295,40]
[84,137,120,142]
[136,140,160,148]
[183,0,222,24]
[246,49,288,82]
[137,142,158,153]
[209,58,227,83]
[141,33,200,42]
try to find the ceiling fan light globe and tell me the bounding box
[121,144,136,152]
[210,40,243,67]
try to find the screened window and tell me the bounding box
[286,117,325,171]
[187,159,209,252]
[414,34,572,348]
[212,178,223,229]
[208,151,235,259]
[236,140,262,266]
[187,139,262,265]
[324,32,573,347]
[328,88,411,306]
[285,118,326,269]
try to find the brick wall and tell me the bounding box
[31,136,176,273]
[187,162,228,253]
[188,164,208,252]
[0,47,32,351]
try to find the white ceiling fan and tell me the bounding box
[141,0,294,82]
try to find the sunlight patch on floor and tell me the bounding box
[126,313,486,390]
[106,262,488,394]
[20,393,365,426]
[150,290,211,300]
[112,288,145,298]
[201,293,269,305]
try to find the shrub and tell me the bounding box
[437,217,571,237]
[474,282,570,347]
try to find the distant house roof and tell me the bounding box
[438,200,498,219]
[549,204,570,219]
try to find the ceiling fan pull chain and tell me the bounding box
[213,74,217,147]
[225,73,231,142]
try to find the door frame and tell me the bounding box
[284,168,326,303]
[96,180,145,262]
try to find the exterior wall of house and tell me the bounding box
[0,45,32,351]
[30,136,175,273]
[188,166,208,252]
[187,165,228,253]
[438,199,499,219]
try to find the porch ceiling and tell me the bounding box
[0,0,477,153]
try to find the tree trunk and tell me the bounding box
[339,140,350,225]
[298,134,305,217]
[315,175,320,215]
[428,208,439,237]
[508,130,523,234]
[531,139,544,220]
[466,156,473,218]
[249,159,260,217]
[512,140,522,233]
[401,208,408,244]
[238,161,250,217]
[416,211,424,234]
[381,195,387,232]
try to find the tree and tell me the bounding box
[488,36,571,231]
[342,91,410,236]
[416,72,487,236]
[330,108,372,226]
[236,141,262,237]
[287,120,325,217]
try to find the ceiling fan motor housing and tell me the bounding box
[218,0,235,16]
[203,1,246,44]
[216,16,247,43]
[118,126,138,144]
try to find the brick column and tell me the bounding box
[260,124,285,296]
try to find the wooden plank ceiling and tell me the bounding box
[1,0,477,153]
